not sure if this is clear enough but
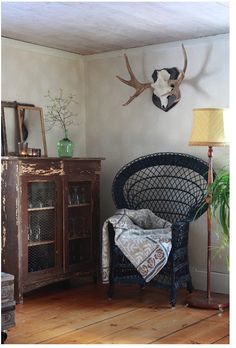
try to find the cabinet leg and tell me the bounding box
[92,273,98,284]
[62,279,71,289]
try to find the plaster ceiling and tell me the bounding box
[1,2,229,55]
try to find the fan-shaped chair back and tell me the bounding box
[112,152,209,223]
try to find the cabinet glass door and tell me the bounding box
[27,182,57,273]
[67,181,92,267]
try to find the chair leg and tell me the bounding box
[170,287,176,307]
[170,255,176,307]
[187,279,193,293]
[140,283,146,290]
[108,258,114,299]
[107,283,114,299]
[1,331,7,344]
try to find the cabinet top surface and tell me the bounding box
[1,156,105,162]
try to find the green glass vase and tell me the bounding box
[57,129,74,158]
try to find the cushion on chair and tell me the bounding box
[102,208,172,283]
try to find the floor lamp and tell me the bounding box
[188,108,229,309]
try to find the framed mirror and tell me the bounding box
[1,101,37,156]
[17,106,48,157]
[1,101,19,156]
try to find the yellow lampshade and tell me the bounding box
[189,108,229,146]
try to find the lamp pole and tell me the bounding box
[207,145,213,301]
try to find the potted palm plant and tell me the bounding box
[209,167,230,266]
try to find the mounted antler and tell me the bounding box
[117,44,188,111]
[162,44,188,101]
[116,54,152,106]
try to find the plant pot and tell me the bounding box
[57,130,74,158]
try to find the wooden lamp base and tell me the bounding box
[186,290,229,310]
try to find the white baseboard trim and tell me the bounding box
[190,269,229,294]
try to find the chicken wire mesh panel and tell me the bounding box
[28,182,56,208]
[69,238,91,265]
[68,182,91,205]
[28,210,55,242]
[28,244,55,272]
[68,206,91,239]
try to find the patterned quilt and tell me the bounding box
[102,209,172,283]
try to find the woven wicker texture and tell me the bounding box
[108,152,209,306]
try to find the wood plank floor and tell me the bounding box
[6,281,229,344]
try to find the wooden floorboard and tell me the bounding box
[153,312,229,344]
[6,281,229,344]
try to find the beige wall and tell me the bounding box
[1,38,86,157]
[1,34,229,293]
[85,34,229,293]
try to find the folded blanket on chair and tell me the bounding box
[102,208,172,283]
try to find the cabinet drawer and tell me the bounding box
[19,160,63,176]
[63,160,101,176]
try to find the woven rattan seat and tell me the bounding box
[107,152,209,306]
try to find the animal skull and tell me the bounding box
[151,69,172,108]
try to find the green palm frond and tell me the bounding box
[210,168,230,243]
[195,166,230,267]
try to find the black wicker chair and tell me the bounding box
[107,152,210,307]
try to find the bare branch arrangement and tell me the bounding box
[44,89,79,134]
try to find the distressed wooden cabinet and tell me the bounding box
[1,157,103,303]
